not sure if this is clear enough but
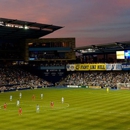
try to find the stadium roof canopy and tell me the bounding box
[0,18,63,41]
[74,41,130,54]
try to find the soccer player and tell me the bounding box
[19,92,22,99]
[36,104,40,113]
[41,93,43,99]
[10,95,12,101]
[107,87,109,93]
[19,107,22,115]
[61,97,64,104]
[17,99,20,106]
[32,94,35,100]
[51,101,54,108]
[4,103,7,110]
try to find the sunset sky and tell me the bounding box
[0,0,130,47]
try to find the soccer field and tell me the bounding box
[0,88,130,130]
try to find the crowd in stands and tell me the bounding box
[1,63,130,92]
[76,55,126,63]
[0,66,53,92]
[62,71,130,88]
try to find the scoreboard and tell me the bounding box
[38,66,66,83]
[25,38,76,61]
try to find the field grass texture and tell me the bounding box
[0,88,130,130]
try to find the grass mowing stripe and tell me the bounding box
[0,88,130,129]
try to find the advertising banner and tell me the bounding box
[89,86,101,89]
[106,63,122,70]
[66,64,106,71]
[66,64,75,71]
[66,63,124,71]
[67,85,79,88]
[89,64,106,71]
[74,64,89,71]
[122,64,130,70]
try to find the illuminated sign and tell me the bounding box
[66,64,106,71]
[116,51,125,59]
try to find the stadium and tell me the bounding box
[0,18,130,130]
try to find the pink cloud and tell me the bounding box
[0,0,130,47]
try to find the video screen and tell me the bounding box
[116,51,125,59]
[124,50,130,59]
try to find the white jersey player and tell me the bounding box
[10,95,12,101]
[41,94,43,99]
[19,92,22,99]
[61,97,64,103]
[17,100,20,106]
[36,104,40,113]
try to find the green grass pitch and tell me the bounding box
[0,88,130,130]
